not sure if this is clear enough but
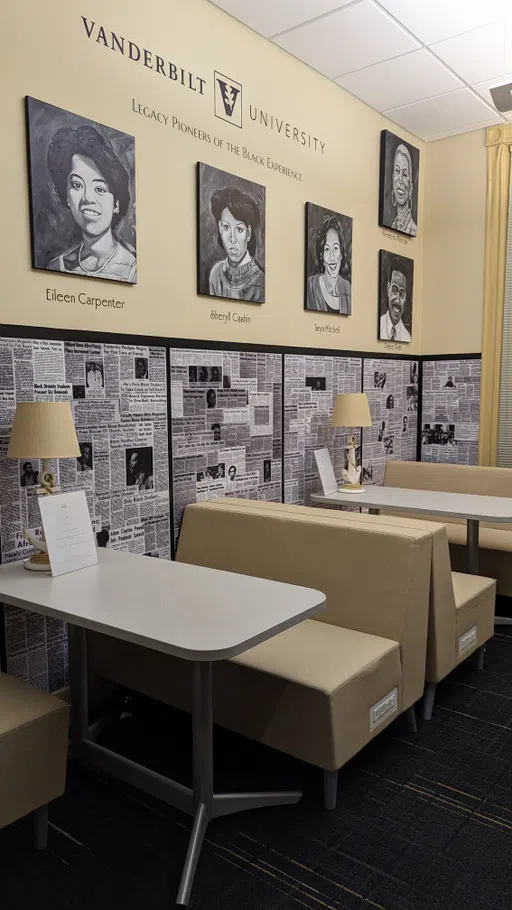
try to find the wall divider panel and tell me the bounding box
[284,353,362,505]
[362,358,419,485]
[421,357,481,465]
[170,347,283,546]
[0,332,171,691]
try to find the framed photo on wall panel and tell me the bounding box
[378,250,414,343]
[304,202,352,316]
[25,97,136,283]
[197,162,266,303]
[379,129,419,238]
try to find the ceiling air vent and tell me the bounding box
[490,83,512,114]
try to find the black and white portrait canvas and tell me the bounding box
[26,97,136,283]
[379,130,419,238]
[378,250,414,344]
[197,162,265,303]
[304,202,352,315]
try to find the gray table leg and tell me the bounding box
[66,637,302,907]
[176,662,213,906]
[67,624,89,752]
[466,520,480,575]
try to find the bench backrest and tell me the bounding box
[201,499,457,682]
[177,499,433,706]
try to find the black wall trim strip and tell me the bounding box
[0,322,480,364]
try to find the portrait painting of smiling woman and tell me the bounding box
[379,130,419,238]
[305,202,352,316]
[197,162,266,303]
[26,97,136,283]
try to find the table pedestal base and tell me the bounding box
[68,626,302,907]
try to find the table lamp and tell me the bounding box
[331,393,372,493]
[8,402,81,571]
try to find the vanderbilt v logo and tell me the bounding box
[214,71,243,128]
[218,79,240,117]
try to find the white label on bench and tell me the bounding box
[458,625,477,656]
[370,687,398,731]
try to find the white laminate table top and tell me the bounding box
[0,550,325,662]
[311,485,512,523]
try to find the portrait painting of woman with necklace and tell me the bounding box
[379,129,419,239]
[26,97,136,284]
[305,203,352,316]
[197,163,266,304]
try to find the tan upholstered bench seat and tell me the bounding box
[452,572,496,665]
[228,620,401,771]
[0,672,69,842]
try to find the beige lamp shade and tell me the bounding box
[8,402,80,459]
[332,393,372,429]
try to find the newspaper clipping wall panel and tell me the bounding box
[421,359,481,464]
[362,358,419,485]
[170,348,282,543]
[284,354,362,504]
[0,336,171,692]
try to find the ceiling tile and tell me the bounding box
[431,20,506,85]
[376,0,507,46]
[274,1,420,79]
[336,49,462,111]
[209,0,355,39]
[384,88,501,139]
[428,120,501,141]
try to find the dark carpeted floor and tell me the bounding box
[3,629,512,910]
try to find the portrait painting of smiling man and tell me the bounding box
[26,97,136,283]
[379,130,419,238]
[305,202,352,315]
[378,250,414,343]
[197,162,266,303]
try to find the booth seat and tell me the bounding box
[89,501,433,809]
[0,672,69,848]
[208,500,496,720]
[383,460,512,596]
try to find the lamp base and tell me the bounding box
[339,483,366,494]
[24,553,51,572]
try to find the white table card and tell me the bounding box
[38,490,98,577]
[314,448,338,495]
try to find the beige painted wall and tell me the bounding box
[422,128,487,355]
[2,0,425,354]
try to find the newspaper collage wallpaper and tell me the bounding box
[284,354,362,505]
[0,334,481,693]
[362,358,419,486]
[0,336,170,691]
[421,359,481,465]
[170,348,283,543]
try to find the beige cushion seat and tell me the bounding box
[452,572,496,663]
[0,672,69,847]
[228,620,401,772]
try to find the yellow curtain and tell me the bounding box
[479,126,512,465]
